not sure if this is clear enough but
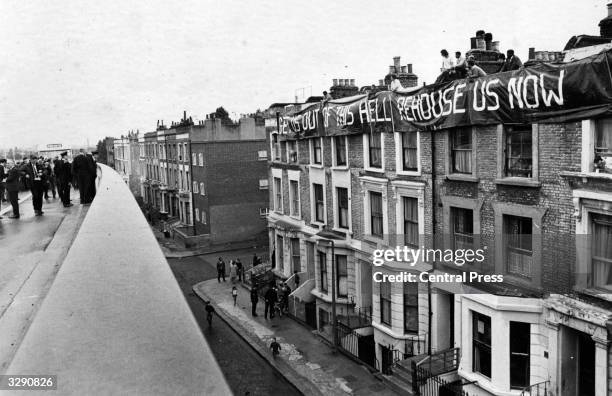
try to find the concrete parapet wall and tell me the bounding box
[6,164,231,395]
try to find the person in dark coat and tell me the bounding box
[85,151,97,202]
[250,287,259,317]
[24,156,47,216]
[0,158,7,203]
[72,151,91,204]
[42,159,55,200]
[216,257,226,282]
[499,49,523,72]
[55,152,73,207]
[264,286,278,320]
[5,163,23,218]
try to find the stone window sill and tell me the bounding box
[560,171,612,181]
[446,174,479,183]
[494,178,541,188]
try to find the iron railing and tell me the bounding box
[412,362,469,396]
[417,347,460,376]
[336,322,376,369]
[520,380,549,396]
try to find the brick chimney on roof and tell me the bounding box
[599,3,612,37]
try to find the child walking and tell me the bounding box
[270,337,281,358]
[232,286,238,306]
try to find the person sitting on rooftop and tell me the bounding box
[389,73,402,92]
[435,49,456,84]
[453,51,467,78]
[499,49,523,72]
[467,56,487,78]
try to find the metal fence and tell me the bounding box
[412,362,469,396]
[520,380,549,396]
[336,322,376,369]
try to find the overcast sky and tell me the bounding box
[0,0,606,148]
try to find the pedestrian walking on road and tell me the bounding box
[54,152,73,207]
[232,286,238,306]
[25,156,46,216]
[5,162,22,219]
[229,260,237,284]
[236,258,243,282]
[264,286,278,320]
[216,257,226,283]
[204,300,215,327]
[250,287,259,317]
[270,337,281,358]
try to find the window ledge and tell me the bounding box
[494,178,541,188]
[446,174,479,183]
[575,287,612,302]
[332,227,351,237]
[560,171,612,181]
[310,221,326,229]
[364,166,385,173]
[331,166,350,171]
[309,164,324,169]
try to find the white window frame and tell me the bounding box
[192,153,197,165]
[393,180,425,257]
[309,167,326,225]
[309,137,324,167]
[195,208,200,222]
[198,153,204,166]
[272,168,283,213]
[201,210,207,224]
[331,135,349,168]
[360,176,389,244]
[445,128,478,181]
[258,150,268,161]
[395,131,421,176]
[288,170,301,219]
[192,181,199,193]
[363,131,385,172]
[287,140,298,164]
[260,207,269,218]
[259,179,269,190]
[199,182,206,196]
[496,124,540,187]
[332,170,351,233]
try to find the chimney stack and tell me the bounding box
[600,3,612,37]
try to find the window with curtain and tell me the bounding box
[595,119,612,170]
[370,192,383,237]
[319,251,328,292]
[592,214,612,290]
[314,184,324,222]
[403,197,419,248]
[380,281,391,325]
[337,187,349,229]
[335,136,347,166]
[505,215,532,278]
[451,128,472,174]
[288,140,298,163]
[403,282,418,333]
[274,177,282,212]
[291,238,301,273]
[505,126,532,177]
[472,311,491,378]
[510,322,530,389]
[290,180,299,217]
[313,138,322,164]
[452,207,474,250]
[369,131,382,168]
[336,255,348,297]
[402,132,418,171]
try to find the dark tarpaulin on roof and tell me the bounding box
[275,48,612,138]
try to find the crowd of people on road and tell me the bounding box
[0,150,99,220]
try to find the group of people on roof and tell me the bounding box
[435,48,523,84]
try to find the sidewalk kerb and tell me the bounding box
[192,282,326,396]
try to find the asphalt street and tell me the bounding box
[167,255,302,396]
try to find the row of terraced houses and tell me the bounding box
[263,11,612,396]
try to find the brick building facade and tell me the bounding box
[266,30,612,396]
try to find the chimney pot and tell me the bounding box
[608,2,612,16]
[407,64,413,74]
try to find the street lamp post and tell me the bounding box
[316,228,344,353]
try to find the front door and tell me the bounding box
[380,345,393,375]
[560,326,595,396]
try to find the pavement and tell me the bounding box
[0,190,87,373]
[193,275,397,396]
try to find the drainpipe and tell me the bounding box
[428,130,436,356]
